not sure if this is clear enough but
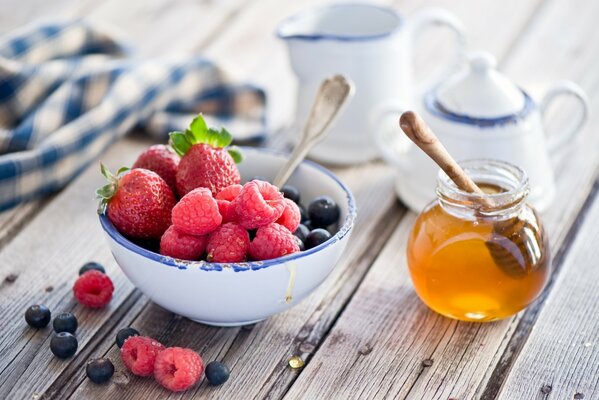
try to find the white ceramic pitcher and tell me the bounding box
[277,3,466,165]
[375,51,589,212]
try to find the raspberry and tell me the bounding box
[234,180,285,229]
[121,336,165,377]
[249,223,300,261]
[160,225,207,260]
[154,347,204,392]
[73,270,114,308]
[276,199,301,233]
[206,223,250,262]
[216,184,242,223]
[172,188,222,235]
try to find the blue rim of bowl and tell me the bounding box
[424,89,536,127]
[99,147,357,273]
[276,3,403,42]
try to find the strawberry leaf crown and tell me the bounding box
[96,163,129,214]
[168,114,244,164]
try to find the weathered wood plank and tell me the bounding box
[498,180,599,400]
[285,0,599,398]
[0,138,149,399]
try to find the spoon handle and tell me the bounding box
[273,75,354,187]
[399,111,485,196]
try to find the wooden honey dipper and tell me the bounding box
[399,111,535,277]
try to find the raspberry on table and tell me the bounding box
[172,188,222,235]
[206,223,250,263]
[160,225,207,260]
[73,270,114,308]
[120,336,165,377]
[249,223,300,261]
[216,184,243,201]
[154,347,204,392]
[234,180,285,229]
[276,198,301,233]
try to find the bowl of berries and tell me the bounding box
[97,116,356,326]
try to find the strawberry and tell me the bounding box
[132,145,179,193]
[170,115,243,197]
[97,165,176,240]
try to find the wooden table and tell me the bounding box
[1,0,598,399]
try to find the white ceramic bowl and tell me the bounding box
[99,148,356,327]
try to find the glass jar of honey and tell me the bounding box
[407,160,551,321]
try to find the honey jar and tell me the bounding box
[407,160,551,321]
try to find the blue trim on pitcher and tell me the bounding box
[424,89,536,127]
[276,3,403,42]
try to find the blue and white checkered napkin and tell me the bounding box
[0,21,266,211]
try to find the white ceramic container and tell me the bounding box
[278,3,465,164]
[99,148,356,327]
[376,51,589,212]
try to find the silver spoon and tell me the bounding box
[273,74,354,187]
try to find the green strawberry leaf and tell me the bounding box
[227,146,244,164]
[96,183,116,199]
[189,114,208,137]
[100,163,113,180]
[215,127,233,148]
[116,167,130,176]
[169,131,192,156]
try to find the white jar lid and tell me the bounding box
[434,51,526,118]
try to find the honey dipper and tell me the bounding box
[399,111,541,277]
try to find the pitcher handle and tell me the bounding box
[409,8,467,92]
[371,101,411,168]
[541,80,589,156]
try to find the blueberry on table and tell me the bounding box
[281,185,301,204]
[53,312,78,334]
[79,261,106,275]
[116,327,140,348]
[205,361,230,386]
[294,224,310,243]
[50,332,78,359]
[25,304,51,328]
[308,196,340,228]
[86,358,115,384]
[305,228,332,249]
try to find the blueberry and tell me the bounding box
[25,304,51,329]
[116,327,139,348]
[53,312,78,334]
[299,204,308,222]
[281,185,301,204]
[302,220,315,231]
[50,332,78,359]
[294,236,305,251]
[205,361,230,386]
[86,358,114,384]
[308,196,340,228]
[79,261,105,275]
[294,224,310,243]
[305,229,331,249]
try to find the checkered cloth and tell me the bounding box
[0,21,266,211]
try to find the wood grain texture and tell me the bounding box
[286,0,599,398]
[0,138,149,399]
[498,180,599,400]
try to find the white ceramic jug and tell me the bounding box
[278,3,465,164]
[375,51,589,212]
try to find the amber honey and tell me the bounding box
[407,162,551,322]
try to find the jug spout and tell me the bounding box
[276,3,403,42]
